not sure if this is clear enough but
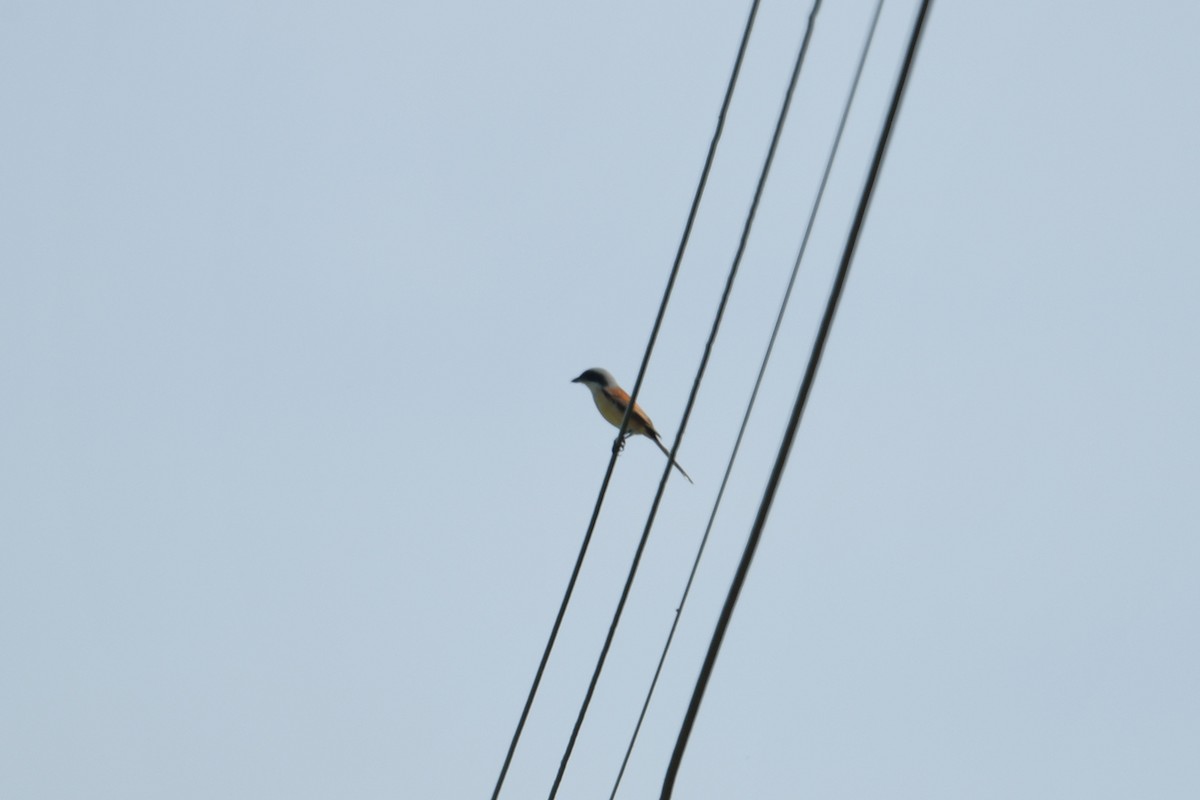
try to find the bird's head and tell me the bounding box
[571,368,616,390]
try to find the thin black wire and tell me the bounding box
[659,2,933,796]
[545,3,824,798]
[487,3,762,798]
[606,2,885,796]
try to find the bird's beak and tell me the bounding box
[571,375,582,383]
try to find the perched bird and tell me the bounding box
[571,368,693,483]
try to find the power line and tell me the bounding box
[659,0,934,796]
[606,2,885,796]
[487,3,763,797]
[546,3,825,797]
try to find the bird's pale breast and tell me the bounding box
[591,389,653,436]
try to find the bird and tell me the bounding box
[571,368,693,483]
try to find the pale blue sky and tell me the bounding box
[2,1,1198,798]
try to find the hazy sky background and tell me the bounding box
[3,1,1198,798]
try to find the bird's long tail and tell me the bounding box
[651,435,693,484]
